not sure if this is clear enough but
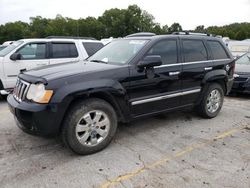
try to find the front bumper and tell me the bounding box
[231,77,250,94]
[7,94,64,136]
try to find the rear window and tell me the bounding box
[208,41,228,59]
[51,43,78,58]
[82,42,104,56]
[182,40,208,62]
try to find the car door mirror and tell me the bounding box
[137,55,162,69]
[10,53,21,61]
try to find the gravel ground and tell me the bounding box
[0,95,249,188]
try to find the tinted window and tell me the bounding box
[146,40,178,64]
[17,43,46,60]
[82,42,104,56]
[182,40,207,62]
[51,43,78,58]
[208,41,228,59]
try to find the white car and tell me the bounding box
[0,37,104,95]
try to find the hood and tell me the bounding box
[24,60,118,81]
[235,64,250,74]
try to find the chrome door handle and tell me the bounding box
[204,67,212,71]
[169,71,180,76]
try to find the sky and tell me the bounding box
[0,0,250,30]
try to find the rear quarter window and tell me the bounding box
[208,41,229,59]
[82,42,104,56]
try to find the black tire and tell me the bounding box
[196,83,224,118]
[0,94,7,100]
[61,98,117,155]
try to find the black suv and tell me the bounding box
[8,32,235,155]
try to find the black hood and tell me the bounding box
[24,60,118,81]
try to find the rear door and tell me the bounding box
[49,42,80,65]
[180,38,209,105]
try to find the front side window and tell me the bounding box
[88,39,148,65]
[51,43,78,58]
[17,43,46,60]
[182,40,208,62]
[146,40,178,65]
[208,41,229,59]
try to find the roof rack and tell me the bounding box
[172,31,214,37]
[46,36,96,40]
[125,32,156,38]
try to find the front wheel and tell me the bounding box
[197,83,224,118]
[61,98,117,155]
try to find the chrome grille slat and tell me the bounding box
[13,78,30,102]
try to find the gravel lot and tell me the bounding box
[0,96,250,188]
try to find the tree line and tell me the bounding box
[0,5,250,44]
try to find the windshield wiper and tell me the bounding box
[90,59,108,64]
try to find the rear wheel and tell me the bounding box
[61,98,117,155]
[197,83,224,118]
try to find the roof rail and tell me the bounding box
[125,32,156,38]
[46,36,96,40]
[172,31,214,37]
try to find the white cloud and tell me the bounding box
[0,0,249,29]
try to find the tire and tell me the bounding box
[196,83,224,118]
[0,94,7,100]
[61,98,117,155]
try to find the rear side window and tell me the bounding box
[82,42,104,56]
[182,40,207,62]
[146,40,178,65]
[208,41,228,59]
[51,43,78,58]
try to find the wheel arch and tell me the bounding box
[202,70,228,94]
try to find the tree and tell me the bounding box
[0,5,250,44]
[168,23,182,33]
[194,25,206,33]
[29,16,49,37]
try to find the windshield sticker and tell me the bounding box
[101,58,109,62]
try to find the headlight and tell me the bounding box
[26,83,53,104]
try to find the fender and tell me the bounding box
[50,79,130,122]
[202,69,227,84]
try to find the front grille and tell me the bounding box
[13,78,30,102]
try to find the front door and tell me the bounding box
[3,42,49,88]
[128,39,182,117]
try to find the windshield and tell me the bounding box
[88,39,148,65]
[236,52,250,65]
[0,41,24,57]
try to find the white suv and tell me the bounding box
[0,37,104,95]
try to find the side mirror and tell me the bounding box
[10,53,21,61]
[137,55,162,69]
